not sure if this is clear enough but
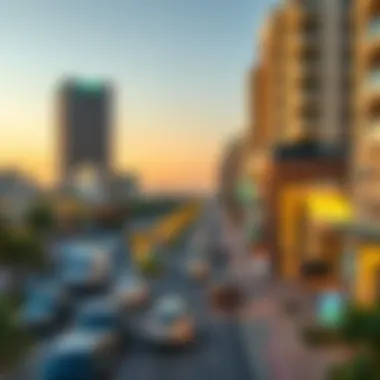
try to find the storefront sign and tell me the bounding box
[317,291,345,327]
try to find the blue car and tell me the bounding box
[74,298,127,347]
[59,243,110,294]
[19,285,69,334]
[41,330,117,380]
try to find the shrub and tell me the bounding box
[301,325,341,347]
[0,297,30,371]
[25,202,55,235]
[326,353,380,380]
[139,252,164,277]
[339,303,371,345]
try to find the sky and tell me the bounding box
[0,0,276,193]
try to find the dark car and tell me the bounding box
[74,298,128,348]
[19,284,70,334]
[59,243,111,295]
[40,330,117,380]
[209,276,243,314]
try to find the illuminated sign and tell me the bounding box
[317,291,345,327]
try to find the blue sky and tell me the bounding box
[0,0,276,192]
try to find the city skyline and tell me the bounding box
[0,0,277,193]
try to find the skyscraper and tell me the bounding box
[353,0,380,223]
[249,0,353,149]
[58,78,113,182]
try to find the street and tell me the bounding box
[115,206,252,380]
[14,204,253,380]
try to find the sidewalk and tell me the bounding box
[222,213,346,380]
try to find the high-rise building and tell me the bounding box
[345,0,380,306]
[244,0,353,277]
[219,138,244,213]
[353,0,380,223]
[249,0,353,150]
[57,78,113,182]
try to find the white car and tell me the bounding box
[142,295,196,347]
[114,272,149,309]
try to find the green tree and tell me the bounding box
[363,305,380,355]
[339,303,370,345]
[25,202,55,235]
[0,297,30,371]
[140,251,163,277]
[7,230,47,271]
[327,353,380,380]
[0,217,13,266]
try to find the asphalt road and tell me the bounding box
[114,205,252,380]
[13,202,253,380]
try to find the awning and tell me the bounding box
[306,190,352,226]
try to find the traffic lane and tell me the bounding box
[117,314,252,380]
[115,221,252,380]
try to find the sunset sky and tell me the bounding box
[0,0,276,193]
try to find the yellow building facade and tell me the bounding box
[350,0,380,306]
[279,183,351,286]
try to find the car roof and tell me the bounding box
[117,272,143,285]
[51,331,103,355]
[61,241,105,259]
[155,295,186,311]
[78,298,117,316]
[27,285,61,300]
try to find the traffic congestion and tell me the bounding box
[12,202,252,380]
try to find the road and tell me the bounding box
[14,202,253,380]
[115,221,252,380]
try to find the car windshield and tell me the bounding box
[65,254,92,273]
[27,292,55,311]
[43,353,96,380]
[120,275,143,290]
[154,298,186,325]
[77,310,116,330]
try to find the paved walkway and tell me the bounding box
[221,211,347,380]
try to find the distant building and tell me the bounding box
[110,172,139,203]
[219,138,245,221]
[57,77,113,183]
[0,169,39,223]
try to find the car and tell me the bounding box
[40,330,117,380]
[59,243,111,294]
[209,276,243,314]
[114,272,150,310]
[74,298,127,348]
[185,254,210,281]
[19,284,70,334]
[142,295,196,347]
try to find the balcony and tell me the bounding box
[368,19,380,39]
[367,70,380,98]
